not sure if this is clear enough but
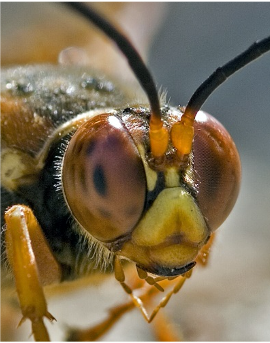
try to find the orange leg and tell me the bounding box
[4,205,60,341]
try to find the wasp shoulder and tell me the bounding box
[1,65,128,150]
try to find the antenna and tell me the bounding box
[65,2,169,158]
[183,37,270,120]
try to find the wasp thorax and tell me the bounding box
[62,113,146,243]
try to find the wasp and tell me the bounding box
[1,3,270,341]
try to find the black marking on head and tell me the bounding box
[142,261,196,277]
[93,164,107,196]
[144,171,165,212]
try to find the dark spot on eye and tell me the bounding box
[85,140,97,156]
[93,165,107,196]
[98,207,111,219]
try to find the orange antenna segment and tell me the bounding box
[171,113,194,157]
[149,117,169,159]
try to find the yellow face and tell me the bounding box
[119,186,209,276]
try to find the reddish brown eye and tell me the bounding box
[62,114,146,242]
[193,111,241,231]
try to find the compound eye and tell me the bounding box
[193,111,241,231]
[62,114,146,242]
